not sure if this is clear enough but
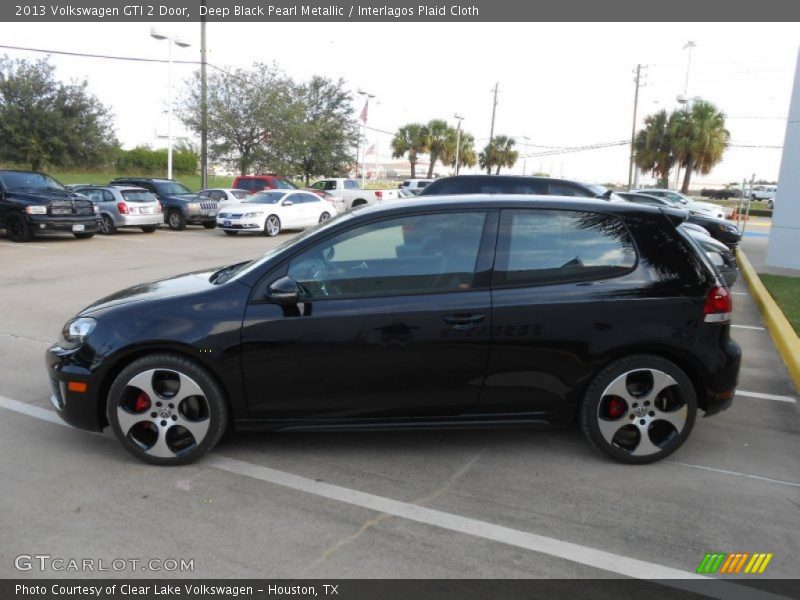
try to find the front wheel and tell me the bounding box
[73,232,96,239]
[580,354,697,464]
[107,354,228,465]
[6,212,33,242]
[166,210,186,231]
[264,215,281,237]
[319,212,331,223]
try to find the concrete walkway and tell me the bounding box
[738,216,800,276]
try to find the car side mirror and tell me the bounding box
[282,200,293,206]
[267,276,300,305]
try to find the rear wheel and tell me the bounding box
[264,215,281,237]
[319,212,331,223]
[167,210,186,231]
[580,355,697,464]
[6,212,33,243]
[351,199,368,208]
[99,214,116,235]
[107,354,228,465]
[141,226,157,233]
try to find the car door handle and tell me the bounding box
[441,313,486,330]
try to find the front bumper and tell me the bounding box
[45,344,105,431]
[216,216,265,231]
[28,215,100,233]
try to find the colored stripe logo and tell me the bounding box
[696,552,773,574]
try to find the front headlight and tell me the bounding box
[187,202,201,211]
[719,223,736,233]
[25,205,47,215]
[59,317,97,350]
[244,211,265,218]
[94,205,100,214]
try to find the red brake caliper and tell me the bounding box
[607,397,625,419]
[134,392,151,413]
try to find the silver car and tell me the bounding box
[73,185,163,234]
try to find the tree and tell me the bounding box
[634,109,675,187]
[425,119,452,178]
[480,135,518,175]
[0,55,118,171]
[182,63,297,176]
[391,123,428,178]
[285,76,359,186]
[670,101,729,193]
[439,130,476,173]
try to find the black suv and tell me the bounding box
[47,196,740,466]
[0,170,100,242]
[419,175,617,199]
[109,178,218,230]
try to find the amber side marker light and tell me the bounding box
[67,382,88,393]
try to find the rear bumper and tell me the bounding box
[700,337,741,417]
[118,214,163,227]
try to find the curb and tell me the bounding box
[737,250,800,391]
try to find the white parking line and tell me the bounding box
[92,235,145,243]
[731,324,766,331]
[0,393,793,598]
[737,390,797,404]
[0,242,47,250]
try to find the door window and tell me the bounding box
[494,209,637,287]
[287,212,487,299]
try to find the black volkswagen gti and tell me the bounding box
[46,196,741,466]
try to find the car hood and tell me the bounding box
[165,193,205,202]
[217,202,276,213]
[9,188,86,203]
[689,200,723,213]
[80,269,218,315]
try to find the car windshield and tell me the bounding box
[0,171,65,191]
[275,179,298,189]
[155,181,192,195]
[585,184,610,197]
[231,190,249,199]
[244,191,287,204]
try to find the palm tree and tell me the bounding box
[634,109,675,187]
[494,135,518,174]
[390,123,428,178]
[669,101,729,193]
[425,119,451,178]
[456,132,477,171]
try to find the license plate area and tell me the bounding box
[72,224,85,233]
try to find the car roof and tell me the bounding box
[352,194,687,222]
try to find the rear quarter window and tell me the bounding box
[494,209,637,287]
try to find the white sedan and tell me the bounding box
[216,190,336,236]
[632,189,726,220]
[197,188,249,208]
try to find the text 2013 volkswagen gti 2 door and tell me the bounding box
[46,196,741,465]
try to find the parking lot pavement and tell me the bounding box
[0,227,798,582]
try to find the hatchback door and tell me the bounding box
[241,210,497,420]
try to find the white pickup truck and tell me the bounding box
[309,178,400,211]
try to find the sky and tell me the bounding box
[1,22,798,185]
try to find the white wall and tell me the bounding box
[766,47,800,270]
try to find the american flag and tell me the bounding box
[359,100,369,123]
[366,144,376,155]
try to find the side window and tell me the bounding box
[547,183,590,197]
[494,209,637,287]
[287,212,487,299]
[254,180,268,191]
[310,181,324,191]
[197,190,210,198]
[103,190,115,202]
[303,193,321,203]
[210,191,225,201]
[236,180,254,192]
[425,177,475,195]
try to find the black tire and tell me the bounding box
[223,230,239,236]
[166,210,186,231]
[141,226,157,233]
[106,354,228,466]
[264,215,281,237]
[202,221,216,229]
[6,212,33,243]
[99,214,116,235]
[351,199,368,208]
[768,200,774,210]
[73,232,96,239]
[580,354,697,465]
[319,212,331,223]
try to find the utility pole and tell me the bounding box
[628,64,647,190]
[488,82,498,174]
[200,1,208,189]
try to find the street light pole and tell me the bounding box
[357,89,374,187]
[151,28,190,181]
[521,135,530,175]
[454,114,463,175]
[628,64,647,189]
